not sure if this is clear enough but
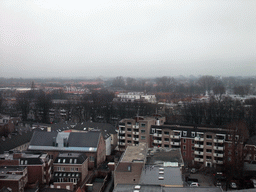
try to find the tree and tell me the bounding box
[198,75,217,93]
[35,90,52,123]
[112,76,125,88]
[16,92,30,121]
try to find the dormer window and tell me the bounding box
[58,159,61,163]
[70,159,72,164]
[63,159,66,163]
[74,159,77,164]
[183,131,187,136]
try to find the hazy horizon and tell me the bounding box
[1,1,256,78]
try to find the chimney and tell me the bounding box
[13,153,22,159]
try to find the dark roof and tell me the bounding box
[29,131,58,146]
[0,131,34,154]
[54,153,87,164]
[28,131,101,152]
[68,131,100,148]
[246,135,256,146]
[146,148,183,166]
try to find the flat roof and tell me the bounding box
[139,166,183,186]
[113,185,223,192]
[120,143,147,163]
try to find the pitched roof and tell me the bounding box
[29,131,58,146]
[28,131,101,152]
[0,131,34,154]
[68,131,100,148]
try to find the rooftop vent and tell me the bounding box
[159,168,164,171]
[158,177,164,180]
[134,185,141,189]
[159,171,164,174]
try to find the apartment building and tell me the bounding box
[117,116,166,151]
[0,166,28,192]
[53,153,88,191]
[0,152,52,186]
[114,143,148,186]
[150,123,247,169]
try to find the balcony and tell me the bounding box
[194,144,204,148]
[194,158,204,162]
[117,136,125,140]
[118,142,125,146]
[170,142,181,146]
[170,135,180,139]
[195,137,204,141]
[153,133,162,137]
[133,132,139,135]
[213,160,223,164]
[214,139,224,143]
[133,138,139,141]
[153,140,162,144]
[213,153,224,158]
[119,130,125,134]
[132,125,139,129]
[214,146,224,150]
[194,151,204,155]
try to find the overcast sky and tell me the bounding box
[1,0,256,78]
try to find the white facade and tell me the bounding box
[116,92,156,103]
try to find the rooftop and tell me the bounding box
[139,166,183,186]
[120,143,147,163]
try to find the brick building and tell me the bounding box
[117,116,165,151]
[28,130,106,169]
[0,152,52,186]
[0,166,28,192]
[114,143,147,186]
[53,153,88,191]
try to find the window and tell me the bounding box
[89,156,95,162]
[164,131,169,135]
[127,134,131,137]
[127,140,131,143]
[183,131,187,136]
[183,139,186,143]
[228,151,231,155]
[206,135,212,139]
[192,140,194,144]
[191,132,195,137]
[70,159,72,164]
[206,156,212,159]
[141,129,145,133]
[62,167,65,171]
[206,142,212,146]
[141,123,146,127]
[127,122,131,125]
[57,167,61,171]
[127,128,131,132]
[228,157,231,162]
[63,159,66,163]
[206,149,212,153]
[183,145,186,150]
[192,147,195,150]
[183,152,186,156]
[20,160,23,165]
[141,136,145,140]
[164,138,169,141]
[128,166,131,171]
[74,159,77,164]
[164,145,169,148]
[58,159,61,163]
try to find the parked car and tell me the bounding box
[191,168,198,174]
[187,177,199,185]
[190,182,200,187]
[251,179,256,188]
[229,181,238,189]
